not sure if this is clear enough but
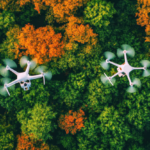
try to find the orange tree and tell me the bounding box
[16,133,49,150]
[58,108,87,135]
[135,0,150,42]
[62,15,98,52]
[13,23,64,64]
[16,0,90,23]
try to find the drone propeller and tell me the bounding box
[100,51,115,70]
[0,78,13,96]
[126,78,141,93]
[100,74,116,85]
[104,51,115,60]
[117,44,135,58]
[140,60,150,77]
[117,48,124,57]
[126,86,136,93]
[35,65,52,80]
[20,56,37,69]
[121,44,135,57]
[0,59,17,77]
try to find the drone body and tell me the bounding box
[100,44,150,93]
[0,56,52,96]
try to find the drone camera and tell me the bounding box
[25,87,28,90]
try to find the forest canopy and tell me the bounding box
[0,0,150,150]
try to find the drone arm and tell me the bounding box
[25,61,31,74]
[104,73,113,86]
[110,71,123,79]
[124,52,128,63]
[126,73,132,86]
[28,74,45,85]
[132,67,145,70]
[107,60,120,67]
[7,67,18,75]
[4,85,10,96]
[28,74,43,80]
[6,79,19,88]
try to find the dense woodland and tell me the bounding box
[0,0,150,149]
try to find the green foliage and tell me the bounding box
[0,114,15,150]
[83,0,116,28]
[97,106,133,149]
[0,0,149,150]
[17,102,57,142]
[0,10,15,30]
[77,116,100,150]
[83,77,119,113]
[59,134,77,150]
[0,125,15,150]
[14,3,38,27]
[0,24,20,59]
[49,144,60,150]
[58,71,88,107]
[45,7,54,25]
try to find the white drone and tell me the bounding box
[100,44,150,93]
[0,56,52,96]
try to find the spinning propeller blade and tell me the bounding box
[100,61,109,70]
[100,51,115,70]
[30,58,37,70]
[35,66,52,80]
[126,86,137,93]
[1,77,11,84]
[104,51,115,60]
[0,59,17,77]
[20,56,37,70]
[0,86,8,96]
[0,66,9,77]
[132,78,141,88]
[0,78,11,96]
[121,44,135,57]
[140,60,150,77]
[126,78,141,93]
[35,65,47,74]
[20,56,29,67]
[44,71,52,80]
[100,74,116,85]
[117,48,124,57]
[3,59,17,68]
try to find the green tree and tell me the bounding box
[0,114,15,150]
[97,105,133,149]
[0,24,20,59]
[0,10,15,31]
[17,102,57,142]
[83,0,116,28]
[59,134,77,150]
[14,3,38,27]
[77,116,100,150]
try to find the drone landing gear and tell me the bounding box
[104,73,114,86]
[4,85,10,96]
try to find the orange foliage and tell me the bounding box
[63,15,98,51]
[135,0,150,42]
[14,23,64,64]
[58,109,87,135]
[16,0,89,22]
[16,133,49,150]
[52,0,89,23]
[17,0,89,18]
[137,0,150,5]
[0,0,21,11]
